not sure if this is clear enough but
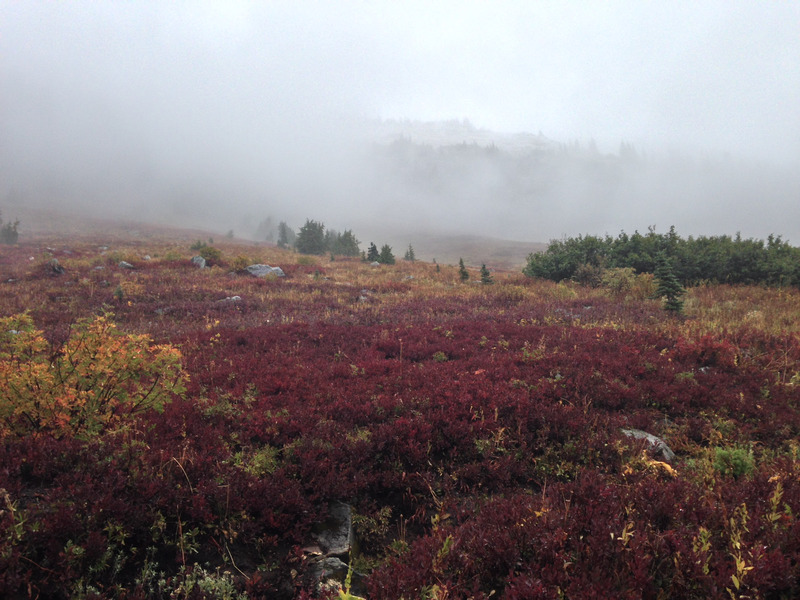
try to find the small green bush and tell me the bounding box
[432,351,448,362]
[572,263,604,287]
[230,255,251,271]
[601,267,636,295]
[713,446,754,479]
[198,245,222,263]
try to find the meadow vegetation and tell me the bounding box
[1,229,800,598]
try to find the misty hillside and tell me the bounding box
[3,3,799,260]
[347,120,800,250]
[4,118,799,256]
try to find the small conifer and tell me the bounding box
[366,243,379,262]
[653,251,685,313]
[459,258,469,282]
[480,264,494,284]
[378,244,395,265]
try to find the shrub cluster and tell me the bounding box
[524,226,800,286]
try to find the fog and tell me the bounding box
[2,1,799,246]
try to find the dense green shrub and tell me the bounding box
[198,245,222,263]
[524,227,800,287]
[713,446,755,479]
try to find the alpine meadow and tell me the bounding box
[2,219,800,598]
[3,2,800,598]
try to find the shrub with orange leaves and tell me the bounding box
[0,311,186,438]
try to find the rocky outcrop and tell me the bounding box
[313,501,354,557]
[301,502,365,596]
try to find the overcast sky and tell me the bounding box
[1,1,799,240]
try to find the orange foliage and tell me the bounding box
[0,311,186,438]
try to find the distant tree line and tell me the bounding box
[524,226,800,287]
[365,242,395,264]
[275,218,402,265]
[289,219,362,257]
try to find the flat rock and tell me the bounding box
[245,264,285,278]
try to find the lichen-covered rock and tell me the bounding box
[191,256,206,269]
[245,264,285,278]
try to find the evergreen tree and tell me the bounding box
[378,244,395,265]
[404,244,416,261]
[295,219,327,255]
[277,221,295,249]
[0,210,19,245]
[653,251,686,313]
[459,258,469,282]
[366,242,380,262]
[480,264,494,284]
[324,229,339,254]
[334,229,361,257]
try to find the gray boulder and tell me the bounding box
[245,264,285,278]
[191,256,206,269]
[48,258,65,275]
[118,261,135,269]
[621,428,676,462]
[307,556,348,585]
[313,501,354,557]
[303,502,365,595]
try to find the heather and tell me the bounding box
[2,234,800,599]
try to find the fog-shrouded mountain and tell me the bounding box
[354,120,800,246]
[4,118,799,262]
[369,119,557,155]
